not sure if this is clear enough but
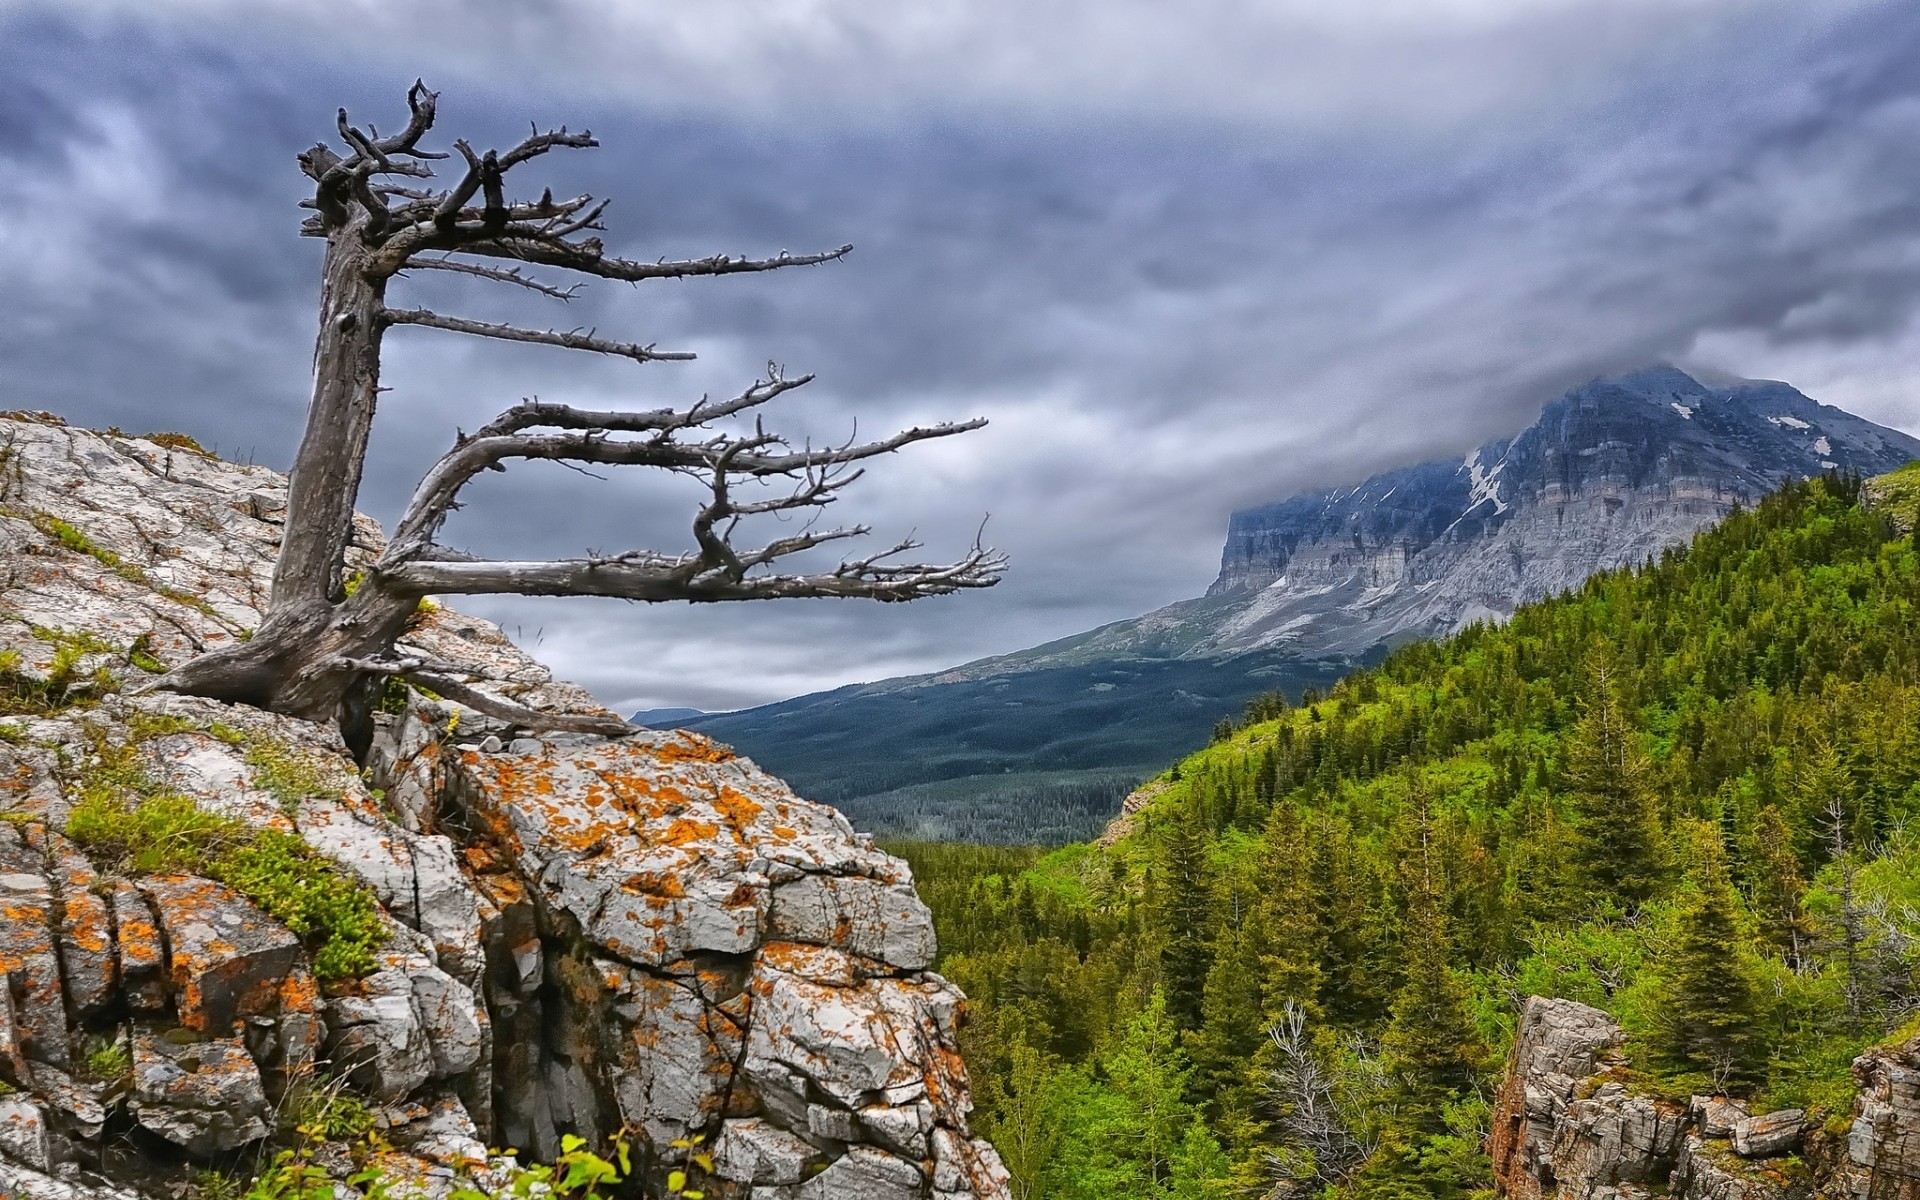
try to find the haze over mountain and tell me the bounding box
[667,367,1920,841]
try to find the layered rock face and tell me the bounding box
[0,413,1008,1199]
[1491,996,1853,1200]
[1199,366,1920,657]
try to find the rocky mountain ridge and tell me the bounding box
[675,367,1920,841]
[0,412,1008,1199]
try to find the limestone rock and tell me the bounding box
[1672,1135,1794,1200]
[0,831,69,1068]
[713,1117,823,1186]
[0,416,1010,1200]
[1730,1109,1805,1159]
[1836,1028,1920,1198]
[1691,1096,1751,1140]
[129,1032,271,1156]
[1489,996,1628,1200]
[140,875,303,1033]
[1548,1082,1688,1194]
[0,1095,59,1172]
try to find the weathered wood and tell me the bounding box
[157,85,1003,751]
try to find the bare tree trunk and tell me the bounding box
[153,85,1003,752]
[275,221,388,611]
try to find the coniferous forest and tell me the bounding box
[890,472,1920,1199]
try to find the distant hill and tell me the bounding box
[682,366,1920,841]
[628,707,708,729]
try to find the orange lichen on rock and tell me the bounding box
[713,787,764,836]
[647,734,736,765]
[664,818,720,846]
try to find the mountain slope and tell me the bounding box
[900,471,1920,1200]
[685,367,1920,840]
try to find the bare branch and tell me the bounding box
[402,258,584,300]
[471,375,815,440]
[446,239,855,283]
[380,307,694,362]
[383,544,1005,603]
[388,397,975,554]
[406,671,637,738]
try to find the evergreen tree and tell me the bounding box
[1159,810,1215,1028]
[1167,1118,1235,1200]
[1254,798,1325,1017]
[1105,990,1201,1191]
[1651,823,1761,1085]
[1191,918,1265,1106]
[1564,649,1664,909]
[1380,839,1489,1130]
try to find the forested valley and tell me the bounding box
[889,471,1920,1199]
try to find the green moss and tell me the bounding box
[242,736,340,818]
[126,632,167,675]
[0,628,121,715]
[65,737,384,980]
[144,431,213,457]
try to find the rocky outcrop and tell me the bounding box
[0,413,1008,1199]
[1489,995,1920,1200]
[1833,1027,1920,1199]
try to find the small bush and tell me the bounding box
[66,740,384,980]
[145,431,213,457]
[283,1080,375,1141]
[82,1033,131,1082]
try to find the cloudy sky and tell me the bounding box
[4,1,1920,713]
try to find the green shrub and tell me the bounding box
[66,740,384,980]
[82,1033,131,1081]
[242,737,339,818]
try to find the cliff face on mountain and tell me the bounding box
[0,412,1008,1200]
[1490,995,1920,1200]
[1198,366,1920,657]
[674,368,1920,842]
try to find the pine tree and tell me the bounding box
[989,1039,1062,1200]
[1105,990,1200,1191]
[1159,809,1215,1029]
[1191,916,1265,1106]
[1381,828,1489,1130]
[1748,803,1813,969]
[1651,823,1761,1085]
[1254,798,1326,1018]
[1565,649,1664,909]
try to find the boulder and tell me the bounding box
[129,1032,271,1156]
[1730,1109,1805,1159]
[141,875,304,1033]
[712,1117,823,1186]
[1690,1095,1751,1140]
[1672,1135,1796,1200]
[0,1095,59,1172]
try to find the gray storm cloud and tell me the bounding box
[2,1,1919,712]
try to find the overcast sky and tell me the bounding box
[5,1,1920,713]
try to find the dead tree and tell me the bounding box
[156,83,1002,748]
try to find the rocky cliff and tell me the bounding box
[1491,995,1920,1200]
[0,412,1009,1199]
